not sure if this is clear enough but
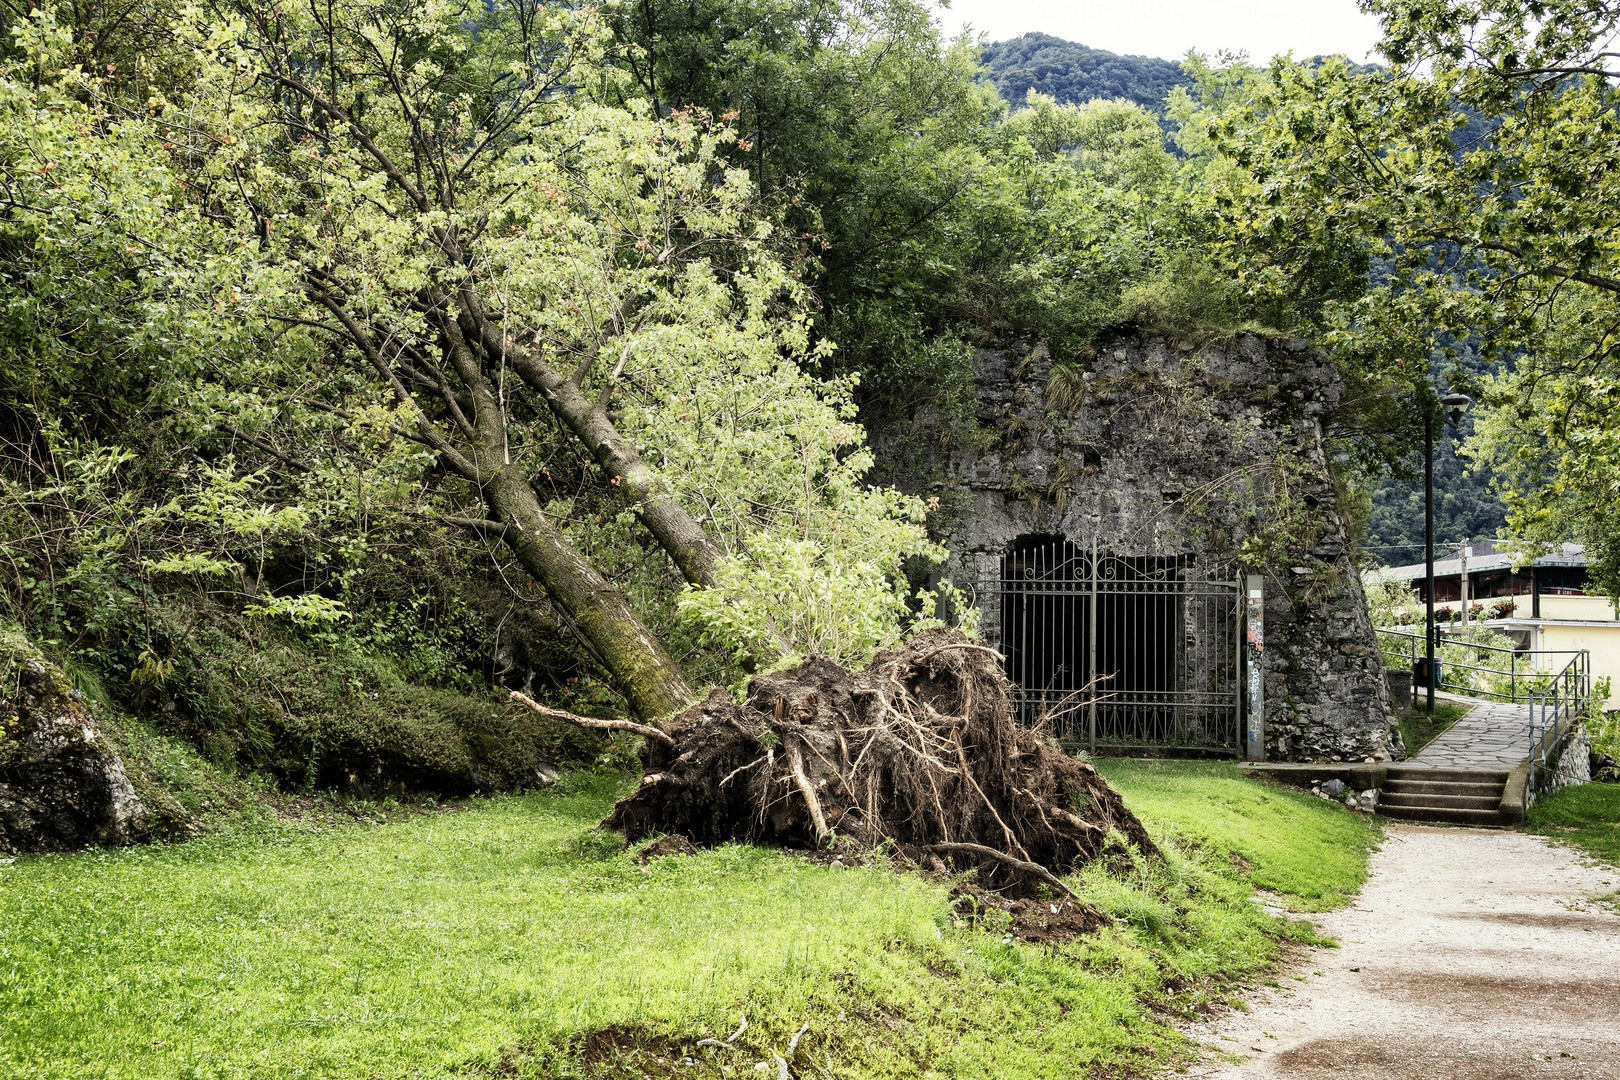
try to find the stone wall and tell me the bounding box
[1539,725,1592,800]
[875,332,1398,762]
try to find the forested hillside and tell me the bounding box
[979,33,1192,114]
[5,0,1613,835]
[1364,425,1508,567]
[2,0,1337,831]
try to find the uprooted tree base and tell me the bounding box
[568,629,1160,899]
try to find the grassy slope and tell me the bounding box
[0,765,1377,1079]
[1096,759,1379,911]
[1525,782,1620,867]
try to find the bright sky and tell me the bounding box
[932,0,1386,64]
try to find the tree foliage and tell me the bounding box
[5,0,1508,769]
[0,0,963,724]
[1182,0,1620,591]
[980,33,1192,116]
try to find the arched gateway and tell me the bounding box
[996,534,1243,752]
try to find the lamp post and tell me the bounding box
[1424,390,1472,713]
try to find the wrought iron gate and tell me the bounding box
[996,536,1243,752]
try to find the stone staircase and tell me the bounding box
[1377,767,1514,826]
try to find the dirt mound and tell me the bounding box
[599,629,1157,897]
[635,834,699,863]
[952,883,1112,943]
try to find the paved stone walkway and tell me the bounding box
[1406,692,1530,770]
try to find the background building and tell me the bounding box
[877,333,1396,762]
[1381,541,1620,701]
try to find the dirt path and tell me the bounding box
[1177,824,1620,1080]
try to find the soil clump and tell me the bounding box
[594,629,1157,898]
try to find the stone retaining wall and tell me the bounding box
[873,333,1398,762]
[1539,725,1593,800]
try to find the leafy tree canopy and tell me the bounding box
[0,0,1469,739]
[1181,0,1620,591]
[0,0,966,718]
[980,33,1192,116]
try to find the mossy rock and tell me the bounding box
[0,632,149,852]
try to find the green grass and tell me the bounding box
[1095,758,1380,911]
[1525,782,1620,867]
[0,765,1378,1079]
[1396,702,1469,757]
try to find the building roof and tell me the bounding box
[1379,540,1587,582]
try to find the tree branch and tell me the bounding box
[919,841,1078,900]
[1426,233,1620,294]
[509,691,675,745]
[306,287,480,479]
[267,73,432,214]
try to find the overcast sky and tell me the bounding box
[932,0,1386,64]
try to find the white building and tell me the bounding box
[1381,541,1620,698]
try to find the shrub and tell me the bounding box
[1115,253,1246,341]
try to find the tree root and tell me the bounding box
[509,692,675,747]
[599,629,1159,898]
[919,841,1078,901]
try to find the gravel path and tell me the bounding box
[1176,825,1620,1080]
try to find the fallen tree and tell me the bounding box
[515,629,1158,896]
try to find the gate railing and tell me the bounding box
[1374,627,1585,704]
[1528,650,1591,793]
[997,540,1241,753]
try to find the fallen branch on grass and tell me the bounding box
[508,692,676,747]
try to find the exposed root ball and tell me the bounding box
[604,629,1158,896]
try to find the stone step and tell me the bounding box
[1383,779,1505,798]
[1377,803,1512,827]
[1379,791,1503,811]
[1386,767,1511,785]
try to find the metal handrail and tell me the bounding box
[1373,627,1585,703]
[1377,626,1554,659]
[1528,650,1591,793]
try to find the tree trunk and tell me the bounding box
[443,315,697,721]
[480,465,695,720]
[460,306,722,587]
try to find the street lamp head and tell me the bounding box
[1440,391,1472,428]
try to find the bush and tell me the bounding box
[173,629,604,794]
[1115,253,1247,342]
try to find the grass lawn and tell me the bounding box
[0,765,1378,1079]
[1095,758,1380,911]
[1524,782,1620,866]
[1396,702,1469,757]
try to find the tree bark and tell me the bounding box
[442,315,697,721]
[460,304,723,587]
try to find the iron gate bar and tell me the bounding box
[996,537,1243,752]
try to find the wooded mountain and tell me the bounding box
[979,33,1192,113]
